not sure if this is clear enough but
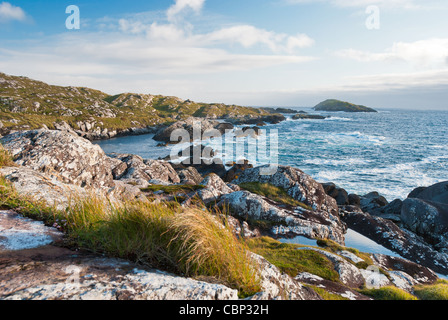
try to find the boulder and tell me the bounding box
[401,181,448,251]
[224,160,253,183]
[401,198,448,250]
[153,117,219,143]
[177,167,203,185]
[348,194,361,206]
[233,165,339,216]
[359,192,388,213]
[108,153,180,187]
[0,130,114,189]
[322,183,349,206]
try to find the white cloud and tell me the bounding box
[202,25,314,53]
[337,38,448,68]
[285,0,425,9]
[0,2,26,23]
[167,0,205,22]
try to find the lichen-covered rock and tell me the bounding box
[370,253,437,285]
[1,130,114,189]
[0,166,87,211]
[0,247,238,301]
[295,272,371,300]
[401,198,448,250]
[0,210,63,251]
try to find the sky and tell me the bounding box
[1,0,448,109]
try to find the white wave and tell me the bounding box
[303,158,370,166]
[324,117,354,122]
[326,131,387,146]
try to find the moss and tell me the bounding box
[246,236,340,282]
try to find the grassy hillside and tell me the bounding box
[313,99,377,113]
[0,72,271,133]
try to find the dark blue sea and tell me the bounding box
[95,108,448,202]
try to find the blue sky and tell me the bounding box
[1,0,448,109]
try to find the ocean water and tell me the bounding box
[95,108,448,201]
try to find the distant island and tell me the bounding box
[313,99,378,113]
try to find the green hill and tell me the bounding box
[0,72,272,134]
[313,99,377,113]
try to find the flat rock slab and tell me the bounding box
[0,210,63,252]
[0,245,238,300]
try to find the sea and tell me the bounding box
[95,108,448,202]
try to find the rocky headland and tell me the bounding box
[313,99,378,113]
[0,126,447,301]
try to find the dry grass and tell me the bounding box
[58,196,261,297]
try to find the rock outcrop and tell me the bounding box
[233,165,345,244]
[153,117,220,143]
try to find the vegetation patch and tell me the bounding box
[0,144,16,168]
[141,184,205,194]
[317,239,373,266]
[358,286,417,300]
[239,182,312,209]
[414,280,448,300]
[305,285,349,301]
[246,236,340,282]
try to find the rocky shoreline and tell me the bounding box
[0,121,447,300]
